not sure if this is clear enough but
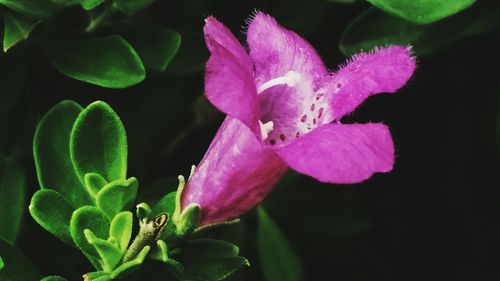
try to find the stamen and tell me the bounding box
[257,71,301,94]
[259,120,274,140]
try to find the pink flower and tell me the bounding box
[181,12,416,226]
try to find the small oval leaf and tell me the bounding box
[109,211,133,253]
[96,178,138,220]
[48,36,145,88]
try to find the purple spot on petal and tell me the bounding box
[296,132,300,137]
[313,118,316,125]
[280,134,286,141]
[301,114,307,122]
[336,82,342,89]
[316,94,323,101]
[318,107,324,118]
[310,104,315,111]
[270,139,276,145]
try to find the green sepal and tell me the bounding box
[151,239,169,263]
[136,202,152,223]
[84,173,108,199]
[40,275,68,281]
[70,101,128,184]
[1,10,40,52]
[93,275,111,281]
[96,178,138,220]
[33,100,93,208]
[0,237,41,281]
[77,0,106,10]
[29,189,75,246]
[48,36,145,88]
[175,203,200,237]
[82,271,109,281]
[109,211,133,254]
[70,206,110,270]
[110,246,150,279]
[194,219,240,235]
[84,229,122,272]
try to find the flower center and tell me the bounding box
[257,71,301,94]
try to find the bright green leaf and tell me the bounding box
[82,271,109,281]
[0,0,62,19]
[257,207,303,281]
[47,36,145,88]
[70,206,110,269]
[0,256,4,270]
[34,100,93,207]
[1,10,40,52]
[84,173,108,199]
[84,229,122,272]
[0,237,40,281]
[29,189,75,246]
[77,0,105,10]
[40,276,68,281]
[96,178,138,220]
[367,0,476,24]
[70,101,128,184]
[110,246,150,279]
[112,0,155,15]
[109,211,132,253]
[0,160,25,243]
[121,23,181,72]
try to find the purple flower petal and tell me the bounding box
[275,123,394,184]
[322,46,416,121]
[182,117,288,225]
[246,12,328,86]
[204,37,259,133]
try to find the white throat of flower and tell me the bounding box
[257,71,301,94]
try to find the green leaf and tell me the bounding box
[165,32,208,75]
[0,256,4,270]
[367,0,476,24]
[109,211,132,253]
[84,229,122,272]
[82,271,109,281]
[70,206,110,269]
[84,173,108,199]
[70,101,128,184]
[29,189,75,246]
[257,207,303,281]
[1,10,40,52]
[152,191,176,217]
[77,0,106,10]
[47,36,145,88]
[121,23,181,72]
[110,246,150,279]
[34,100,93,207]
[96,178,138,220]
[0,237,40,281]
[40,276,68,281]
[0,51,25,114]
[0,0,62,19]
[111,0,155,15]
[0,160,25,243]
[176,239,248,281]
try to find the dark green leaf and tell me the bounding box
[48,36,145,88]
[0,52,25,114]
[181,257,249,281]
[111,0,155,15]
[70,101,128,183]
[96,178,138,220]
[0,237,40,281]
[165,32,208,75]
[0,0,62,19]
[1,10,40,52]
[367,0,476,24]
[0,160,25,243]
[29,189,75,246]
[40,276,68,281]
[84,173,108,199]
[70,206,110,269]
[77,0,105,10]
[152,191,176,217]
[0,256,4,271]
[121,23,181,72]
[109,211,132,253]
[34,100,93,207]
[110,246,150,279]
[84,229,122,272]
[184,239,239,258]
[257,207,303,281]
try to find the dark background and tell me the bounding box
[1,0,500,280]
